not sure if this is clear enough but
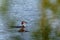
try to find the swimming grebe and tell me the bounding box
[18,21,28,32]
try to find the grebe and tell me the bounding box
[18,21,28,32]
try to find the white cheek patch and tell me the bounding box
[23,23,26,26]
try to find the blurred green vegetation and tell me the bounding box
[7,19,16,28]
[32,12,51,40]
[0,0,22,40]
[0,0,16,28]
[0,0,9,15]
[0,0,60,40]
[32,0,60,40]
[10,36,22,40]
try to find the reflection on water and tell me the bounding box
[0,0,39,40]
[0,0,60,40]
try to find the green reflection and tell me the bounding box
[10,36,22,40]
[0,0,9,15]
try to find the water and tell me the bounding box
[0,0,40,40]
[0,0,60,40]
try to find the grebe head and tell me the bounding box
[21,21,27,26]
[21,21,27,24]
